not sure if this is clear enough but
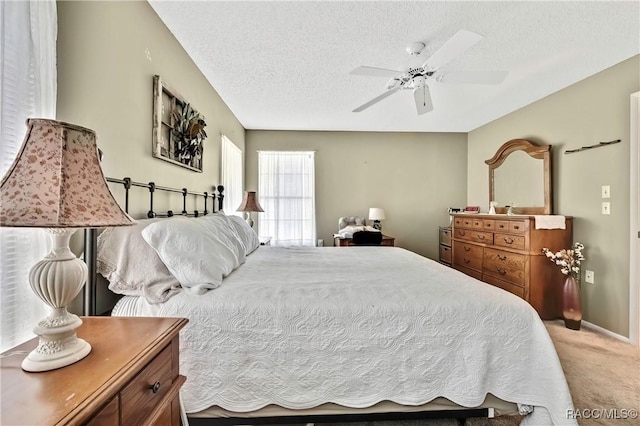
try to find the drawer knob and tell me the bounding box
[151,381,161,394]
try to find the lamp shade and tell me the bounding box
[0,119,133,228]
[369,208,386,221]
[236,191,264,213]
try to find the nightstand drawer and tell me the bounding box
[121,342,174,425]
[439,244,452,264]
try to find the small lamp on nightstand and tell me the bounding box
[0,118,134,372]
[236,191,264,228]
[369,207,386,231]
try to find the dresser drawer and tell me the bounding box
[483,273,525,298]
[483,248,527,286]
[454,217,474,229]
[494,233,526,250]
[454,249,483,272]
[509,220,527,233]
[121,342,174,425]
[454,241,483,259]
[455,228,494,245]
[495,220,510,232]
[480,219,495,231]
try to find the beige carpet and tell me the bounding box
[313,320,640,426]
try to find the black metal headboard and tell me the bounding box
[83,177,225,315]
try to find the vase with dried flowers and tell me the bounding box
[542,242,585,330]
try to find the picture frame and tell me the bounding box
[152,75,206,172]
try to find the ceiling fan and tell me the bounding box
[350,30,508,115]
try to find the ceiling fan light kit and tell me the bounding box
[406,41,425,56]
[351,29,508,115]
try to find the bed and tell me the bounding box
[88,178,577,426]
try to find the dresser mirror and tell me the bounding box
[485,139,552,214]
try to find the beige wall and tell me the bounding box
[57,0,245,218]
[245,131,467,259]
[468,55,640,336]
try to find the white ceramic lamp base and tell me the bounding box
[22,229,91,372]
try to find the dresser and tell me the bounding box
[334,235,395,246]
[1,316,188,425]
[452,214,572,319]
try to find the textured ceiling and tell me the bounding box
[148,1,640,132]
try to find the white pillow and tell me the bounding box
[97,218,182,303]
[142,216,245,292]
[227,215,260,255]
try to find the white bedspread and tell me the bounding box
[113,247,576,425]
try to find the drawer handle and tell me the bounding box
[476,234,485,240]
[497,268,507,275]
[464,246,471,252]
[443,247,450,252]
[497,254,507,261]
[513,225,520,230]
[504,237,514,244]
[459,230,466,236]
[151,381,161,394]
[463,258,471,264]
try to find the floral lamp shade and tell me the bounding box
[0,118,133,372]
[0,118,133,228]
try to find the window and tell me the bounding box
[258,151,316,246]
[220,134,243,216]
[0,0,57,351]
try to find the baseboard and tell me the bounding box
[581,320,631,343]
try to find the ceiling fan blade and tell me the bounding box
[422,29,483,70]
[439,70,508,85]
[350,66,401,78]
[353,87,401,112]
[413,82,433,115]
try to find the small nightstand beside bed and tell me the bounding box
[85,177,577,426]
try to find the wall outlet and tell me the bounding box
[601,201,611,215]
[585,270,594,284]
[317,239,324,247]
[601,185,610,198]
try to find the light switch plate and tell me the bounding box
[602,202,611,215]
[585,270,594,284]
[602,185,611,198]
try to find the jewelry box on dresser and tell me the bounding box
[452,214,572,319]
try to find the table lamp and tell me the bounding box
[236,191,264,228]
[0,118,134,372]
[369,207,386,231]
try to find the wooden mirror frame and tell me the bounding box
[485,139,552,215]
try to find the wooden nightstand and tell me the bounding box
[1,316,188,425]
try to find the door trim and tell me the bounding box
[630,91,639,346]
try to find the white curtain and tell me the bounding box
[221,134,243,217]
[258,151,316,246]
[0,0,57,351]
